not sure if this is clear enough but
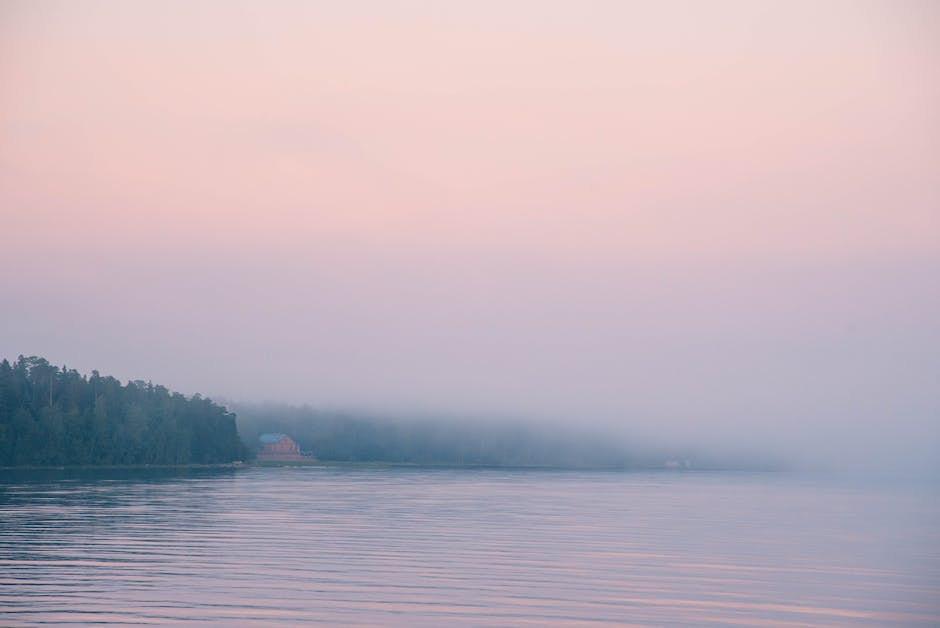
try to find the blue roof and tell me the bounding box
[259,433,288,444]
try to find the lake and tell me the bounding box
[1,467,938,626]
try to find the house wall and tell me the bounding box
[263,436,300,455]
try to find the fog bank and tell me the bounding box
[2,0,937,472]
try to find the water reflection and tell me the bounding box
[1,468,937,626]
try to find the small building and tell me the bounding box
[256,433,313,462]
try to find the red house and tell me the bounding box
[257,433,312,462]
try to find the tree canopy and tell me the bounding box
[234,401,641,468]
[0,356,246,467]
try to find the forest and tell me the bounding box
[0,356,246,467]
[0,356,771,470]
[235,403,783,470]
[234,401,649,468]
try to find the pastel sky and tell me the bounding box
[2,0,938,466]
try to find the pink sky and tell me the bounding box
[2,0,938,466]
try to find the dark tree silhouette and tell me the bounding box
[0,356,246,466]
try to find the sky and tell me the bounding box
[1,0,938,468]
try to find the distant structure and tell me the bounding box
[256,433,313,462]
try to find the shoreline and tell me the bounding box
[0,461,782,472]
[0,462,249,471]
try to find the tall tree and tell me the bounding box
[0,356,246,466]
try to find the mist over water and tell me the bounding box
[2,3,939,626]
[2,0,938,472]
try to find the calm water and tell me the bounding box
[1,467,938,626]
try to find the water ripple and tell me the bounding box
[1,468,938,626]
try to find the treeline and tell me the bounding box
[0,356,246,467]
[233,402,652,468]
